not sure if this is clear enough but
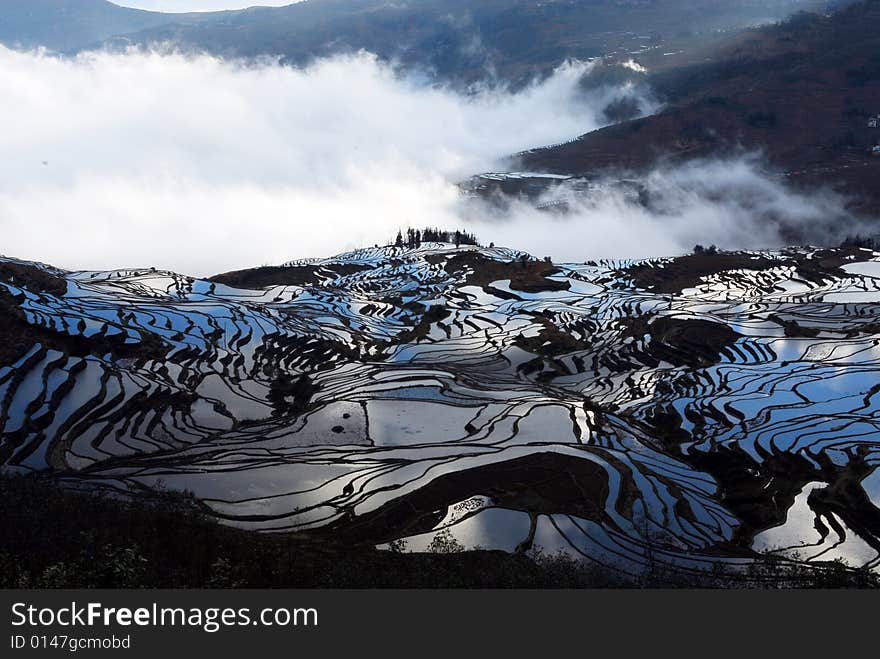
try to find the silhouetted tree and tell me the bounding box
[392,227,479,248]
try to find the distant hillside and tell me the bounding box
[0,1,834,83]
[110,0,834,84]
[519,0,880,215]
[0,0,212,51]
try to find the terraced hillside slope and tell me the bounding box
[2,242,880,577]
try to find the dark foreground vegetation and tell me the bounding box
[1,474,876,589]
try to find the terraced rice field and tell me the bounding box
[2,242,879,577]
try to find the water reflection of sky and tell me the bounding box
[753,481,879,567]
[8,246,880,574]
[399,507,533,553]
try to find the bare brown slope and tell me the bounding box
[520,2,880,215]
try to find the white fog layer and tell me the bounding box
[0,47,854,276]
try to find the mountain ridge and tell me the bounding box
[0,0,214,51]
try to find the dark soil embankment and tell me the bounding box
[210,263,370,289]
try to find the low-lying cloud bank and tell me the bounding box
[471,156,860,262]
[0,46,861,276]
